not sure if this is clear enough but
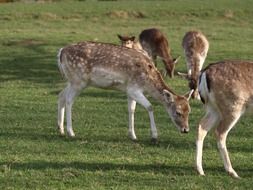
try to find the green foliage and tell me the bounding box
[0,0,252,189]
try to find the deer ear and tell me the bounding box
[184,89,194,101]
[130,36,135,41]
[163,89,174,103]
[117,34,123,40]
[173,56,181,64]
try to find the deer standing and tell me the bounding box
[57,41,193,142]
[139,28,180,78]
[180,31,209,99]
[197,60,253,178]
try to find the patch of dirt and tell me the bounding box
[106,10,146,19]
[61,14,82,21]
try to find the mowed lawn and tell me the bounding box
[0,0,252,189]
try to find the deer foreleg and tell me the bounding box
[127,97,137,141]
[128,89,158,141]
[196,111,219,176]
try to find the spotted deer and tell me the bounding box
[197,60,253,178]
[57,41,193,142]
[180,31,209,99]
[139,28,180,78]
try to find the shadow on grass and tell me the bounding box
[0,160,194,176]
[0,40,62,84]
[51,88,127,100]
[1,127,252,153]
[1,160,252,178]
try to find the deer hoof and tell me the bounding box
[57,126,65,136]
[228,171,240,179]
[150,138,159,145]
[67,130,75,137]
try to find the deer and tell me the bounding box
[57,41,193,143]
[117,34,142,50]
[139,28,180,78]
[179,31,209,99]
[117,34,149,58]
[196,60,253,178]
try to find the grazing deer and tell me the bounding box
[196,60,253,178]
[139,28,180,78]
[57,41,193,142]
[180,31,209,99]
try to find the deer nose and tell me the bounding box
[181,128,189,133]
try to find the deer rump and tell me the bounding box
[196,60,253,178]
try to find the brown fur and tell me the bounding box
[197,60,253,178]
[117,34,142,50]
[182,31,209,99]
[203,60,253,106]
[58,41,193,138]
[60,41,175,100]
[139,28,178,78]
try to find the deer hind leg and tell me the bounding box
[58,87,67,135]
[127,89,158,142]
[65,83,85,137]
[215,112,242,179]
[196,109,220,176]
[127,97,137,141]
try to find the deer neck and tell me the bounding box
[146,71,175,103]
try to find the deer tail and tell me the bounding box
[57,48,66,80]
[198,71,209,104]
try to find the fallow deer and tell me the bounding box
[196,60,253,178]
[139,28,180,78]
[117,34,149,58]
[180,31,209,99]
[57,41,193,142]
[117,34,142,50]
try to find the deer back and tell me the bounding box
[59,42,163,91]
[139,28,178,77]
[199,60,253,112]
[182,31,209,77]
[139,28,171,58]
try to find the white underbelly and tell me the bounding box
[90,68,126,89]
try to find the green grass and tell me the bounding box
[0,0,253,189]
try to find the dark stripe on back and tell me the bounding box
[206,72,211,92]
[198,72,205,104]
[200,95,205,104]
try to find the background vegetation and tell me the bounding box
[0,0,252,189]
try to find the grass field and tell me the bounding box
[0,0,252,189]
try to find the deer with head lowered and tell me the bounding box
[179,31,209,99]
[57,41,193,142]
[139,28,180,78]
[197,60,253,178]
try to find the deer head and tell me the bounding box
[117,34,136,48]
[163,89,193,133]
